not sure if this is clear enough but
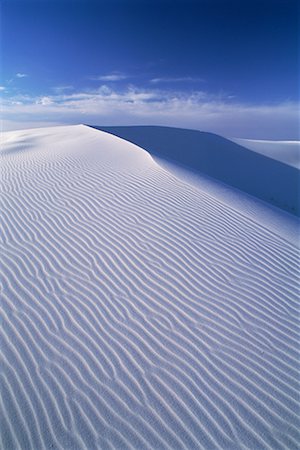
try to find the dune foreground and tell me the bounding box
[1,124,299,449]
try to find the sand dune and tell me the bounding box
[1,124,299,449]
[93,126,300,216]
[231,138,300,169]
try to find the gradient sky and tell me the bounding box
[1,0,299,138]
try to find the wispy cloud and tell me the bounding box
[89,73,128,82]
[0,86,6,91]
[16,73,28,78]
[150,76,205,83]
[2,85,299,139]
[36,96,54,106]
[52,85,74,94]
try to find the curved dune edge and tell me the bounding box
[1,125,299,449]
[92,126,300,217]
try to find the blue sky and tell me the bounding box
[1,0,299,138]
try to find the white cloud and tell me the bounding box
[0,86,6,91]
[150,76,205,83]
[16,73,28,78]
[2,86,299,139]
[89,73,128,82]
[36,96,54,106]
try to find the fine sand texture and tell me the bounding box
[1,125,299,449]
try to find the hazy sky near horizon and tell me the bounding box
[1,0,299,138]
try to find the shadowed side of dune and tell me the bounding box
[90,125,300,216]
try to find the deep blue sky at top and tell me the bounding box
[1,0,299,103]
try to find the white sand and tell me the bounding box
[95,126,300,217]
[1,125,299,449]
[231,138,300,169]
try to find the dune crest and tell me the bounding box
[1,125,299,449]
[93,126,300,216]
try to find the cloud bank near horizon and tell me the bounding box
[1,85,299,140]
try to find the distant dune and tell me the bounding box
[231,138,300,169]
[1,125,299,449]
[92,126,300,216]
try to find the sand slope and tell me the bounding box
[1,125,299,449]
[93,126,300,216]
[231,138,300,169]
